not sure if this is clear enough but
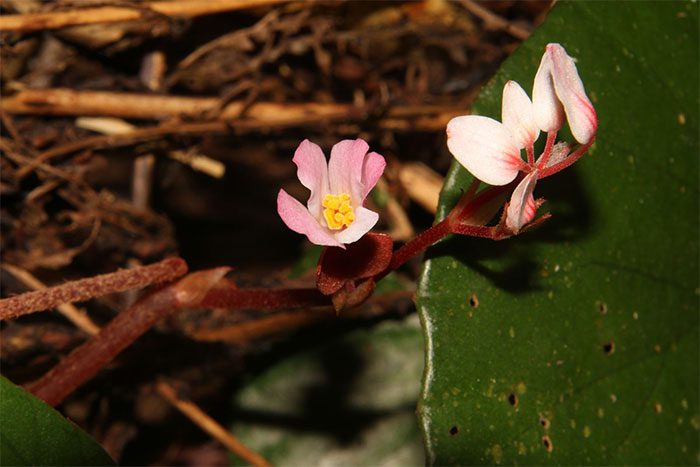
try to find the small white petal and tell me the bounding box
[532,51,564,133]
[502,80,540,149]
[333,207,379,244]
[506,171,538,233]
[547,44,598,143]
[446,115,523,186]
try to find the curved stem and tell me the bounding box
[538,140,594,179]
[535,131,558,169]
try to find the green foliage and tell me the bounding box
[229,319,424,466]
[417,1,698,465]
[0,376,114,466]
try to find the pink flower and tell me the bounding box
[533,43,598,144]
[446,43,598,233]
[277,139,386,248]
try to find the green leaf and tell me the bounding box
[229,319,425,465]
[0,375,115,466]
[417,1,698,465]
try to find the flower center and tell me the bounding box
[322,193,355,230]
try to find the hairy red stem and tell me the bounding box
[538,140,594,179]
[26,268,228,406]
[0,257,188,320]
[199,284,330,309]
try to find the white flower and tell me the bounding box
[447,43,598,233]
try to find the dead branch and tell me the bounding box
[459,0,532,40]
[1,88,463,128]
[0,0,288,33]
[155,382,270,467]
[0,257,188,320]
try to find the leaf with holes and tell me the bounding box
[0,375,115,466]
[417,1,698,464]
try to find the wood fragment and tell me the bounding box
[155,382,271,467]
[0,0,288,32]
[168,150,225,179]
[397,162,444,214]
[2,88,462,128]
[459,0,532,40]
[132,155,156,210]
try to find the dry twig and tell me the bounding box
[156,382,271,467]
[459,0,532,40]
[0,0,287,32]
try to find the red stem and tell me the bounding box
[535,131,558,169]
[0,257,187,320]
[385,218,452,272]
[26,268,228,406]
[538,140,594,179]
[199,285,330,309]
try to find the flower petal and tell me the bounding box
[547,43,598,144]
[277,189,343,247]
[328,139,369,204]
[446,115,522,186]
[361,151,386,200]
[333,207,379,244]
[505,171,538,233]
[292,139,329,218]
[532,51,564,133]
[502,80,540,149]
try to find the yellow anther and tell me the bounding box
[322,193,355,230]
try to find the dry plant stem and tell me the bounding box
[1,264,101,335]
[458,0,531,40]
[1,88,464,127]
[0,0,287,32]
[155,382,271,467]
[0,257,187,320]
[16,121,227,179]
[26,268,228,407]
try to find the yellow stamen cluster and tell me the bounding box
[322,193,355,230]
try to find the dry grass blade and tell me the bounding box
[156,382,271,467]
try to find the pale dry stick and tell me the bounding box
[1,264,101,335]
[156,382,271,467]
[375,179,414,241]
[1,88,351,120]
[1,88,463,127]
[15,121,228,180]
[0,257,187,320]
[458,0,532,40]
[132,154,156,210]
[397,162,444,214]
[0,0,287,32]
